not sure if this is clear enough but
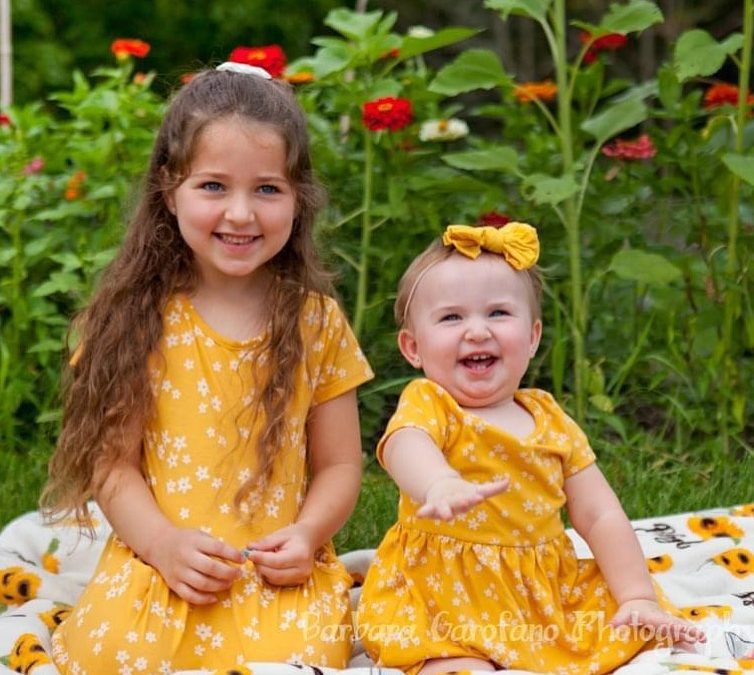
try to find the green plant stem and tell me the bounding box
[552,0,585,421]
[719,0,753,442]
[353,130,374,340]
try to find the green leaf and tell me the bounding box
[32,272,81,297]
[657,64,681,110]
[429,49,509,96]
[484,0,553,23]
[49,252,82,272]
[589,394,615,413]
[722,153,754,186]
[598,0,663,34]
[309,45,351,78]
[28,339,64,354]
[441,146,519,172]
[0,248,16,265]
[673,29,744,81]
[399,28,480,60]
[581,98,648,145]
[609,249,682,285]
[324,8,384,41]
[521,173,579,205]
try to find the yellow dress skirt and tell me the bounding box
[357,379,672,675]
[52,294,373,672]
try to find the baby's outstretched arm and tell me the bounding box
[384,427,508,521]
[565,464,705,645]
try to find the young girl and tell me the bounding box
[356,223,704,674]
[41,62,373,671]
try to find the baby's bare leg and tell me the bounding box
[418,656,497,674]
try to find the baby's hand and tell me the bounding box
[146,525,244,606]
[610,598,706,646]
[417,474,509,521]
[244,523,317,587]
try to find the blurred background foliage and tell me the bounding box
[9,0,747,104]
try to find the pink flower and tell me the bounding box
[22,157,45,175]
[601,134,657,160]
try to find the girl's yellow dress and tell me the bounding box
[52,294,373,672]
[357,378,663,675]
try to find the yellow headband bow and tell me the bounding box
[442,222,540,270]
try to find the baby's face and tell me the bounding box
[399,253,541,409]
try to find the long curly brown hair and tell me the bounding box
[40,67,332,526]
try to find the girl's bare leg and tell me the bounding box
[418,656,497,674]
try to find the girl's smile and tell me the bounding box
[165,116,296,294]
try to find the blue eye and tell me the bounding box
[440,313,461,322]
[201,181,223,192]
[259,184,279,194]
[490,309,509,317]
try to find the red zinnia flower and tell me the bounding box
[601,134,656,160]
[361,97,413,132]
[111,39,151,60]
[379,48,400,60]
[0,112,11,126]
[228,45,287,78]
[579,31,627,64]
[477,211,512,228]
[180,73,196,85]
[703,83,754,109]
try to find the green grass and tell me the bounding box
[3,435,750,552]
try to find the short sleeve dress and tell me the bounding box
[52,294,373,673]
[357,378,664,675]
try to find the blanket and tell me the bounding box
[1,504,753,674]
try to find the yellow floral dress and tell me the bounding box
[52,294,373,673]
[357,378,659,675]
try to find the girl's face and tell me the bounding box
[165,117,296,293]
[398,253,542,410]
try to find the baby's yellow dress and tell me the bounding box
[52,294,373,673]
[357,378,660,675]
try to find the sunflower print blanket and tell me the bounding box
[0,503,753,675]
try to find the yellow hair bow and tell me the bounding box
[442,222,539,270]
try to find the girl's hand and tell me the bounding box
[244,523,317,586]
[610,598,707,645]
[417,475,509,521]
[145,525,244,605]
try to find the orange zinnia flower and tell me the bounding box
[362,97,413,132]
[228,45,287,78]
[283,71,315,85]
[64,171,87,201]
[513,80,557,103]
[111,39,151,60]
[703,83,754,109]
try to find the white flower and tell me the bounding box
[407,25,434,38]
[419,118,469,142]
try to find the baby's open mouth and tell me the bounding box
[461,354,497,370]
